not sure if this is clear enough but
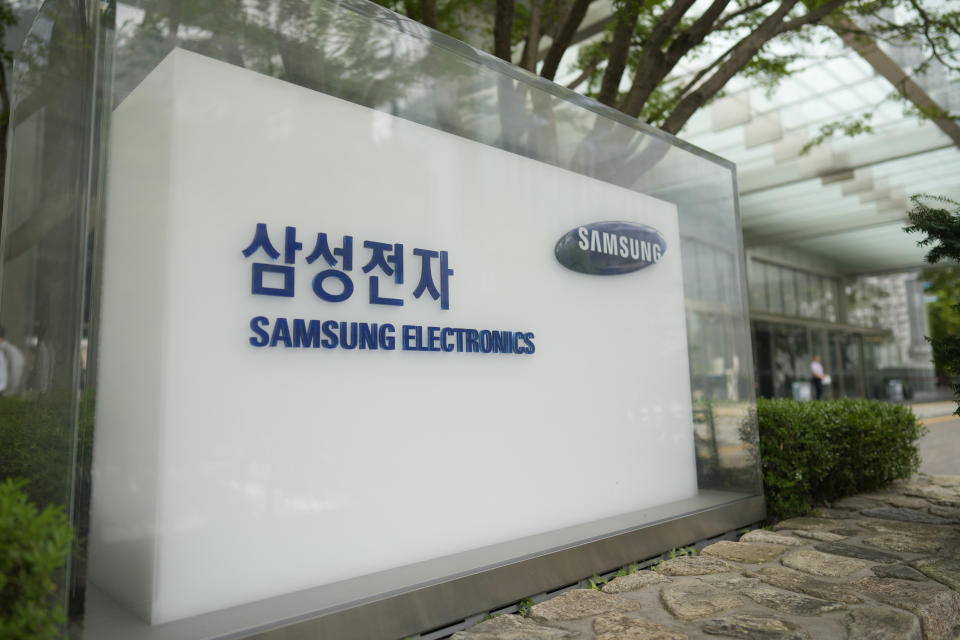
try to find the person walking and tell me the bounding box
[810,354,826,400]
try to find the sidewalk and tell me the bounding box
[909,400,960,421]
[453,475,960,640]
[913,400,960,476]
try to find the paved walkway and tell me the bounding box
[453,406,960,640]
[914,401,960,476]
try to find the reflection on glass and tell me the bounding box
[753,322,773,398]
[766,264,784,314]
[750,260,768,311]
[862,335,885,398]
[771,325,810,398]
[829,331,864,397]
[782,267,798,316]
[824,279,838,322]
[0,0,107,621]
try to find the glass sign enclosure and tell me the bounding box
[0,1,762,638]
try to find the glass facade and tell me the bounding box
[0,1,762,639]
[748,257,904,401]
[749,259,841,323]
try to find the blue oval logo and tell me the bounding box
[555,222,666,275]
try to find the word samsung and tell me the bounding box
[249,317,535,354]
[242,223,453,308]
[554,221,667,276]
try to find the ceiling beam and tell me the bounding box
[826,14,960,149]
[738,124,952,193]
[744,209,908,245]
[742,187,904,224]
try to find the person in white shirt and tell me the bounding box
[0,327,26,396]
[810,354,826,400]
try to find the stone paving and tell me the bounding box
[452,475,960,640]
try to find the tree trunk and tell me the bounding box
[166,0,182,48]
[520,0,542,72]
[494,0,515,62]
[0,59,8,236]
[540,0,592,80]
[422,0,438,29]
[597,2,640,106]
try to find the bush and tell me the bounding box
[756,398,926,520]
[0,478,73,639]
[905,194,960,415]
[0,393,94,509]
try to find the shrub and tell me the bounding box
[0,478,73,639]
[905,194,960,415]
[756,398,926,520]
[0,393,94,509]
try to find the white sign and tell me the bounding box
[89,49,696,624]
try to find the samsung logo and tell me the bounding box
[555,221,666,275]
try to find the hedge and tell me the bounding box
[0,478,73,639]
[756,398,926,520]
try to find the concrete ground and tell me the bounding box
[912,400,960,476]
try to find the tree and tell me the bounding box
[375,0,959,136]
[922,264,960,383]
[905,195,960,415]
[0,0,18,234]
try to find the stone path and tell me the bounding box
[452,475,960,640]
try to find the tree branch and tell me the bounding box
[713,0,776,31]
[566,57,601,90]
[597,2,641,106]
[776,0,848,34]
[661,0,801,133]
[540,0,592,80]
[618,0,702,116]
[669,39,739,109]
[618,0,736,117]
[663,0,736,69]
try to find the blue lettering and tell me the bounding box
[428,326,441,352]
[465,329,479,353]
[379,324,396,350]
[491,330,513,354]
[440,327,455,353]
[312,270,354,302]
[402,325,418,350]
[249,316,269,347]
[412,325,427,351]
[479,330,493,353]
[293,319,322,348]
[321,320,338,348]
[270,318,292,347]
[340,321,358,349]
[359,323,378,350]
[523,331,535,355]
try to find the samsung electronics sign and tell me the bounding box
[90,49,696,625]
[242,224,536,354]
